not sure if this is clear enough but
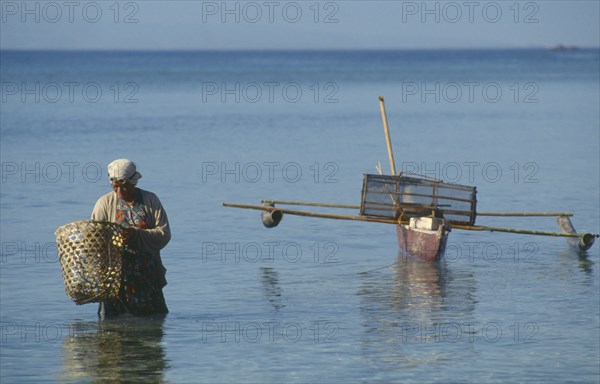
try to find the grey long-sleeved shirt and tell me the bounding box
[91,189,171,287]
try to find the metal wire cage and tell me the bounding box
[360,174,477,225]
[54,220,125,305]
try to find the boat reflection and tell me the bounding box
[60,316,168,383]
[357,251,477,367]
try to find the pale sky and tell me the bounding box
[1,1,598,50]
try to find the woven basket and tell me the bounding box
[55,220,125,305]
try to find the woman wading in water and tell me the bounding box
[91,159,171,317]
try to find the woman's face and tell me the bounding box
[111,179,136,201]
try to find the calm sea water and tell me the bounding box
[1,49,599,383]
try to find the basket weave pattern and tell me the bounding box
[55,220,125,305]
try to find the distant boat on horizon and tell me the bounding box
[550,44,579,51]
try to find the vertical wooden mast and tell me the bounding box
[378,96,397,175]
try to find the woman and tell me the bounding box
[91,159,171,317]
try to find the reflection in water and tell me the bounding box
[357,251,477,369]
[60,316,168,383]
[557,248,595,278]
[260,267,285,311]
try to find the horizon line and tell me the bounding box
[1,46,599,53]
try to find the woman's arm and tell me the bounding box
[133,191,171,252]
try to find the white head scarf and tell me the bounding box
[107,159,142,186]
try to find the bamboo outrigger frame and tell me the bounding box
[222,201,596,243]
[223,96,599,254]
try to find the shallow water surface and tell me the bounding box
[1,49,599,383]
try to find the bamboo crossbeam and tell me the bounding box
[261,200,359,209]
[477,212,573,217]
[224,202,399,224]
[223,202,598,239]
[260,200,572,218]
[451,224,598,239]
[263,199,453,211]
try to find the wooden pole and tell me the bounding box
[222,202,598,240]
[379,96,397,175]
[261,200,359,209]
[260,200,573,217]
[223,202,398,225]
[451,224,598,239]
[477,212,573,217]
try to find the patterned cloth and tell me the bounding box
[100,191,168,316]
